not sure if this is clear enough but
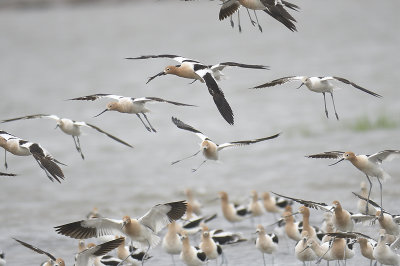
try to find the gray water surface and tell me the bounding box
[0,1,399,265]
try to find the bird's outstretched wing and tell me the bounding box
[251,76,304,89]
[217,133,281,151]
[69,94,123,101]
[138,200,187,233]
[171,117,209,141]
[271,192,331,211]
[13,238,57,261]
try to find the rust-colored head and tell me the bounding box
[298,206,310,216]
[218,191,228,201]
[164,65,179,75]
[343,151,356,161]
[55,258,66,266]
[256,224,265,234]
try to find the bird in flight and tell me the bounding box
[1,114,133,159]
[250,76,382,120]
[126,54,269,125]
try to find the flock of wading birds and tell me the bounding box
[1,1,400,266]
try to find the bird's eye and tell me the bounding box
[166,68,170,71]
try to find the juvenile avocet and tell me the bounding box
[255,224,278,265]
[251,76,382,119]
[219,0,299,32]
[126,54,269,125]
[307,150,400,215]
[0,130,65,183]
[54,200,187,262]
[1,114,133,159]
[69,94,196,132]
[171,117,280,171]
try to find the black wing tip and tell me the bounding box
[167,200,188,221]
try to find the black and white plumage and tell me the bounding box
[75,238,124,266]
[55,200,187,250]
[307,150,400,215]
[219,0,299,32]
[69,94,196,132]
[126,54,269,125]
[251,76,382,119]
[0,130,65,183]
[171,117,280,171]
[1,114,133,159]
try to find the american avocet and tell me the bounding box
[262,192,292,217]
[219,0,299,32]
[199,230,223,264]
[321,212,333,233]
[295,230,317,264]
[218,191,251,227]
[255,224,278,265]
[0,130,65,183]
[117,236,151,266]
[376,211,400,236]
[162,221,182,265]
[307,150,400,214]
[332,200,354,232]
[1,114,133,159]
[0,171,16,176]
[248,190,265,221]
[357,181,377,215]
[298,206,320,241]
[171,117,280,171]
[301,238,333,264]
[86,207,102,219]
[126,55,269,125]
[180,230,208,266]
[180,212,218,235]
[185,188,202,216]
[321,222,335,243]
[251,76,382,119]
[75,238,124,266]
[54,200,187,262]
[0,250,5,266]
[282,210,302,241]
[373,229,400,266]
[69,94,196,132]
[357,237,377,266]
[13,238,66,266]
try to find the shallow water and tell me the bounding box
[0,0,399,265]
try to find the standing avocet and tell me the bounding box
[126,54,269,125]
[0,130,65,183]
[171,117,280,171]
[69,94,196,132]
[219,0,299,32]
[306,150,400,215]
[255,224,278,266]
[250,76,382,119]
[1,114,133,159]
